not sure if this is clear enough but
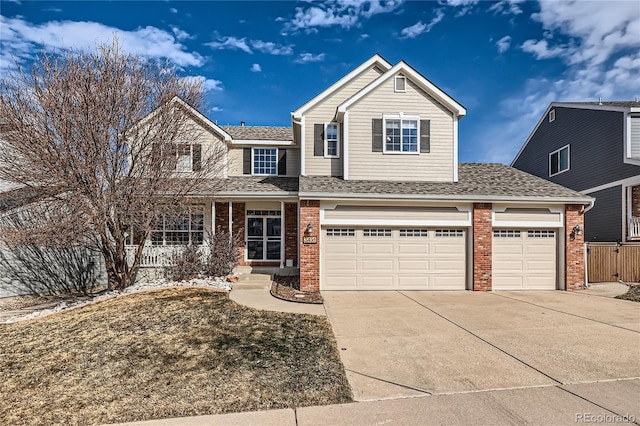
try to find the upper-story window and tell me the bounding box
[153,142,201,173]
[176,144,193,172]
[325,123,340,158]
[384,115,419,153]
[549,144,570,176]
[549,109,556,123]
[253,148,277,175]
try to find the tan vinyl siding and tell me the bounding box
[347,76,454,181]
[227,147,243,176]
[325,205,467,222]
[173,115,227,179]
[304,66,385,176]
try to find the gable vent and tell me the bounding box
[395,75,406,92]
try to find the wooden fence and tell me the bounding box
[587,243,640,283]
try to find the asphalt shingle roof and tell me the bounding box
[221,125,292,141]
[298,163,591,201]
[189,177,299,196]
[558,101,640,108]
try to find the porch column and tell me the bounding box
[211,202,216,236]
[300,200,320,292]
[228,202,233,236]
[280,201,285,268]
[565,204,585,291]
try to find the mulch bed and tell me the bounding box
[615,285,640,302]
[270,275,323,304]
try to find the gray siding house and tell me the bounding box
[512,101,640,242]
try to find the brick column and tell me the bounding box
[565,204,585,291]
[473,203,492,291]
[232,203,246,266]
[284,202,298,267]
[300,200,320,292]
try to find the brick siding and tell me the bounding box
[232,202,247,266]
[299,200,320,292]
[285,202,298,266]
[214,202,229,232]
[632,185,640,218]
[565,204,585,291]
[473,203,492,291]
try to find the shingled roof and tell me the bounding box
[557,101,640,108]
[221,125,292,141]
[298,163,592,202]
[188,177,299,197]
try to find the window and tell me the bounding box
[151,205,204,246]
[384,115,419,153]
[363,229,392,237]
[528,230,555,238]
[253,148,277,175]
[247,210,281,261]
[325,123,340,158]
[549,145,570,176]
[549,109,556,123]
[395,75,406,92]
[326,228,355,236]
[493,230,521,238]
[175,144,193,172]
[435,229,464,237]
[400,229,428,237]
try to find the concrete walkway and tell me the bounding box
[229,284,326,316]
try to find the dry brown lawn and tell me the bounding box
[0,288,352,425]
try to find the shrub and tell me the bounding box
[164,244,202,282]
[201,227,242,278]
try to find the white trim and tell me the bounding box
[280,201,285,268]
[300,116,306,176]
[231,140,296,146]
[337,62,466,119]
[624,113,640,166]
[211,202,216,236]
[549,144,570,177]
[491,205,564,228]
[301,192,594,204]
[343,111,349,180]
[292,54,392,119]
[580,175,640,194]
[623,185,629,242]
[453,115,459,182]
[549,109,556,123]
[172,97,233,142]
[324,122,340,158]
[244,209,283,263]
[321,218,471,227]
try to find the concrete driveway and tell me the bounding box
[322,290,640,402]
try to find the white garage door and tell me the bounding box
[492,229,557,290]
[322,228,466,290]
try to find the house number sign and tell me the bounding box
[303,236,317,244]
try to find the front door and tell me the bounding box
[246,210,281,261]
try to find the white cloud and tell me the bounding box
[205,36,252,53]
[285,0,404,32]
[295,52,326,63]
[250,40,294,55]
[169,7,178,14]
[182,76,224,92]
[0,16,205,71]
[399,9,444,39]
[478,0,640,164]
[488,0,524,15]
[170,25,191,41]
[250,63,262,72]
[496,35,511,53]
[441,0,478,6]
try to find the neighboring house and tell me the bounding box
[125,54,593,292]
[512,101,640,242]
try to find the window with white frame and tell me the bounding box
[549,109,556,123]
[384,115,419,153]
[151,205,204,246]
[549,145,570,176]
[325,122,340,158]
[253,148,277,175]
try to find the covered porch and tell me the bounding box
[628,185,640,240]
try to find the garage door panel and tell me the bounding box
[322,227,466,290]
[493,229,556,290]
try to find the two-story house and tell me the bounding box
[512,101,640,242]
[131,55,593,292]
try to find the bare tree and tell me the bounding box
[0,39,225,290]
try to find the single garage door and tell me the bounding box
[322,228,466,290]
[492,229,557,290]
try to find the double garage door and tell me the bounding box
[321,227,558,291]
[322,228,466,290]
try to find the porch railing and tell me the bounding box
[125,245,211,267]
[630,217,640,240]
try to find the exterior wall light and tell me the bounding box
[306,223,313,234]
[572,225,583,235]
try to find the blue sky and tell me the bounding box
[1,0,639,164]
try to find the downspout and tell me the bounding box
[582,198,595,287]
